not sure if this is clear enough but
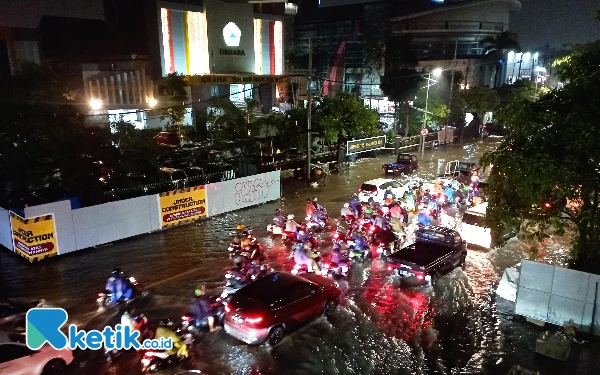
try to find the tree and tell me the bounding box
[313,92,380,162]
[160,72,189,137]
[481,31,521,87]
[380,68,424,136]
[110,118,160,177]
[481,38,600,273]
[459,86,500,118]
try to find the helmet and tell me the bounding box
[298,228,305,234]
[275,209,282,215]
[236,224,245,230]
[242,230,250,237]
[287,214,294,220]
[295,243,302,250]
[159,318,174,328]
[112,267,122,275]
[343,203,349,208]
[194,284,206,297]
[303,243,312,250]
[313,197,318,202]
[352,193,358,198]
[365,208,373,214]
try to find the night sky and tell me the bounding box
[510,0,600,50]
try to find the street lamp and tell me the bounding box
[148,98,158,108]
[421,68,442,157]
[90,99,102,110]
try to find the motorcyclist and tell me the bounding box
[471,172,480,187]
[373,213,389,231]
[312,197,324,211]
[389,204,403,233]
[285,214,300,233]
[312,206,327,226]
[340,203,354,218]
[330,244,349,267]
[154,319,188,358]
[293,243,320,273]
[417,209,433,227]
[404,190,416,212]
[443,185,455,204]
[450,178,461,191]
[240,230,256,248]
[232,224,245,242]
[349,193,361,216]
[227,260,249,289]
[352,231,369,250]
[189,285,216,332]
[296,227,311,244]
[121,308,136,331]
[106,268,127,304]
[433,180,444,195]
[364,207,375,223]
[306,199,316,218]
[272,209,286,229]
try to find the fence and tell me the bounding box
[0,171,281,262]
[515,260,600,335]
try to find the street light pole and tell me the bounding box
[307,38,313,180]
[421,72,431,159]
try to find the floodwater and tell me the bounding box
[0,140,559,375]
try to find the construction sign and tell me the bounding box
[10,212,59,262]
[159,185,207,228]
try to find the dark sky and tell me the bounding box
[510,0,600,50]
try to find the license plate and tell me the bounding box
[387,170,394,173]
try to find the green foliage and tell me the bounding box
[313,92,380,144]
[110,118,160,177]
[481,39,600,272]
[160,72,189,135]
[459,86,500,117]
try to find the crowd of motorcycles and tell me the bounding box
[91,178,485,374]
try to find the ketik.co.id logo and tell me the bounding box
[26,308,172,351]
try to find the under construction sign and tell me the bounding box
[159,185,207,228]
[9,212,59,262]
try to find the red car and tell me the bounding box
[223,272,341,346]
[153,131,180,146]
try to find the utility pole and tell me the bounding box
[421,72,431,160]
[306,38,313,180]
[447,40,458,126]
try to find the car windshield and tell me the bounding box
[237,273,301,306]
[360,184,377,192]
[463,213,486,227]
[397,155,411,161]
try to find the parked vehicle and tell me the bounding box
[153,131,180,146]
[223,272,341,346]
[386,226,467,286]
[0,341,73,375]
[382,153,419,175]
[458,203,491,249]
[358,179,407,204]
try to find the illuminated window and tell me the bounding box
[274,21,283,75]
[254,19,263,74]
[161,9,173,74]
[187,11,209,75]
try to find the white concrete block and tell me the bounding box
[551,266,590,302]
[515,287,550,321]
[519,260,555,293]
[547,294,585,327]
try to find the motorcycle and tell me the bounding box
[178,296,226,338]
[267,216,285,235]
[97,276,145,309]
[105,314,151,362]
[291,251,322,275]
[141,349,190,374]
[376,241,395,258]
[305,214,328,231]
[321,260,349,279]
[347,241,371,261]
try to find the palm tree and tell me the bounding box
[481,31,521,87]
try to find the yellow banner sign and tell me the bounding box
[10,212,59,262]
[346,136,386,155]
[159,185,207,228]
[187,74,283,85]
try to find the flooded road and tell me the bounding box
[0,139,544,375]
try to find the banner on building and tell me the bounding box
[346,135,386,155]
[187,74,284,85]
[159,185,207,228]
[9,212,59,262]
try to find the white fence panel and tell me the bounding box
[72,196,155,250]
[519,260,554,293]
[515,287,550,321]
[24,201,77,255]
[207,171,281,216]
[547,295,586,326]
[551,266,590,301]
[0,208,13,250]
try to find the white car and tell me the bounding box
[446,203,491,249]
[358,178,408,203]
[0,341,73,375]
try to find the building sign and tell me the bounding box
[187,74,282,85]
[219,49,245,56]
[346,135,386,155]
[159,185,207,228]
[223,22,241,47]
[9,212,59,262]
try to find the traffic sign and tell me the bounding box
[420,128,429,136]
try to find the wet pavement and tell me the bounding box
[0,139,587,375]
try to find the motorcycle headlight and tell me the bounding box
[141,358,151,366]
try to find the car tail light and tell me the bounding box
[370,225,376,232]
[387,266,393,271]
[97,292,104,297]
[244,316,263,324]
[224,303,231,313]
[413,271,425,280]
[182,315,192,321]
[333,232,339,239]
